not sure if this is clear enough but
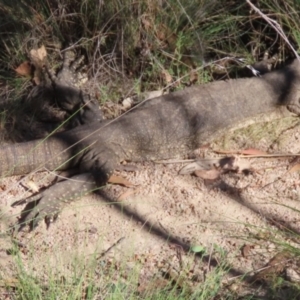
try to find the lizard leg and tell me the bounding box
[53,49,103,126]
[27,49,102,128]
[12,173,98,231]
[13,154,117,231]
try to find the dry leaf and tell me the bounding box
[179,162,203,175]
[192,156,249,180]
[108,174,135,187]
[240,148,268,155]
[286,268,300,283]
[15,61,32,76]
[29,45,47,68]
[179,159,220,175]
[194,169,220,180]
[161,69,172,83]
[218,156,235,169]
[141,15,152,31]
[189,69,198,84]
[25,180,39,193]
[288,163,300,173]
[241,244,253,258]
[252,251,291,283]
[230,157,252,173]
[122,97,134,109]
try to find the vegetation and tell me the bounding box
[0,0,300,299]
[2,0,300,97]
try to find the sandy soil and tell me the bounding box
[1,114,300,296]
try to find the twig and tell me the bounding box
[227,258,293,282]
[246,0,300,61]
[96,237,125,259]
[214,150,300,158]
[155,159,194,164]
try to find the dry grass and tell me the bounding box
[0,0,300,299]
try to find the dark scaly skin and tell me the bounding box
[5,60,300,229]
[14,173,96,230]
[50,51,103,126]
[28,50,103,128]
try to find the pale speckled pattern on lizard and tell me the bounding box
[4,59,300,229]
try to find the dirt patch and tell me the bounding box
[1,117,300,295]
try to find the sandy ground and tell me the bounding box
[1,114,300,296]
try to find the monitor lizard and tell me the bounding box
[2,59,300,229]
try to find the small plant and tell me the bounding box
[1,1,300,299]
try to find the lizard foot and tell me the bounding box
[27,49,103,130]
[12,173,97,231]
[51,50,103,127]
[53,50,86,88]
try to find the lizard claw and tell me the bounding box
[13,190,65,231]
[12,173,97,231]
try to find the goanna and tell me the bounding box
[2,59,300,230]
